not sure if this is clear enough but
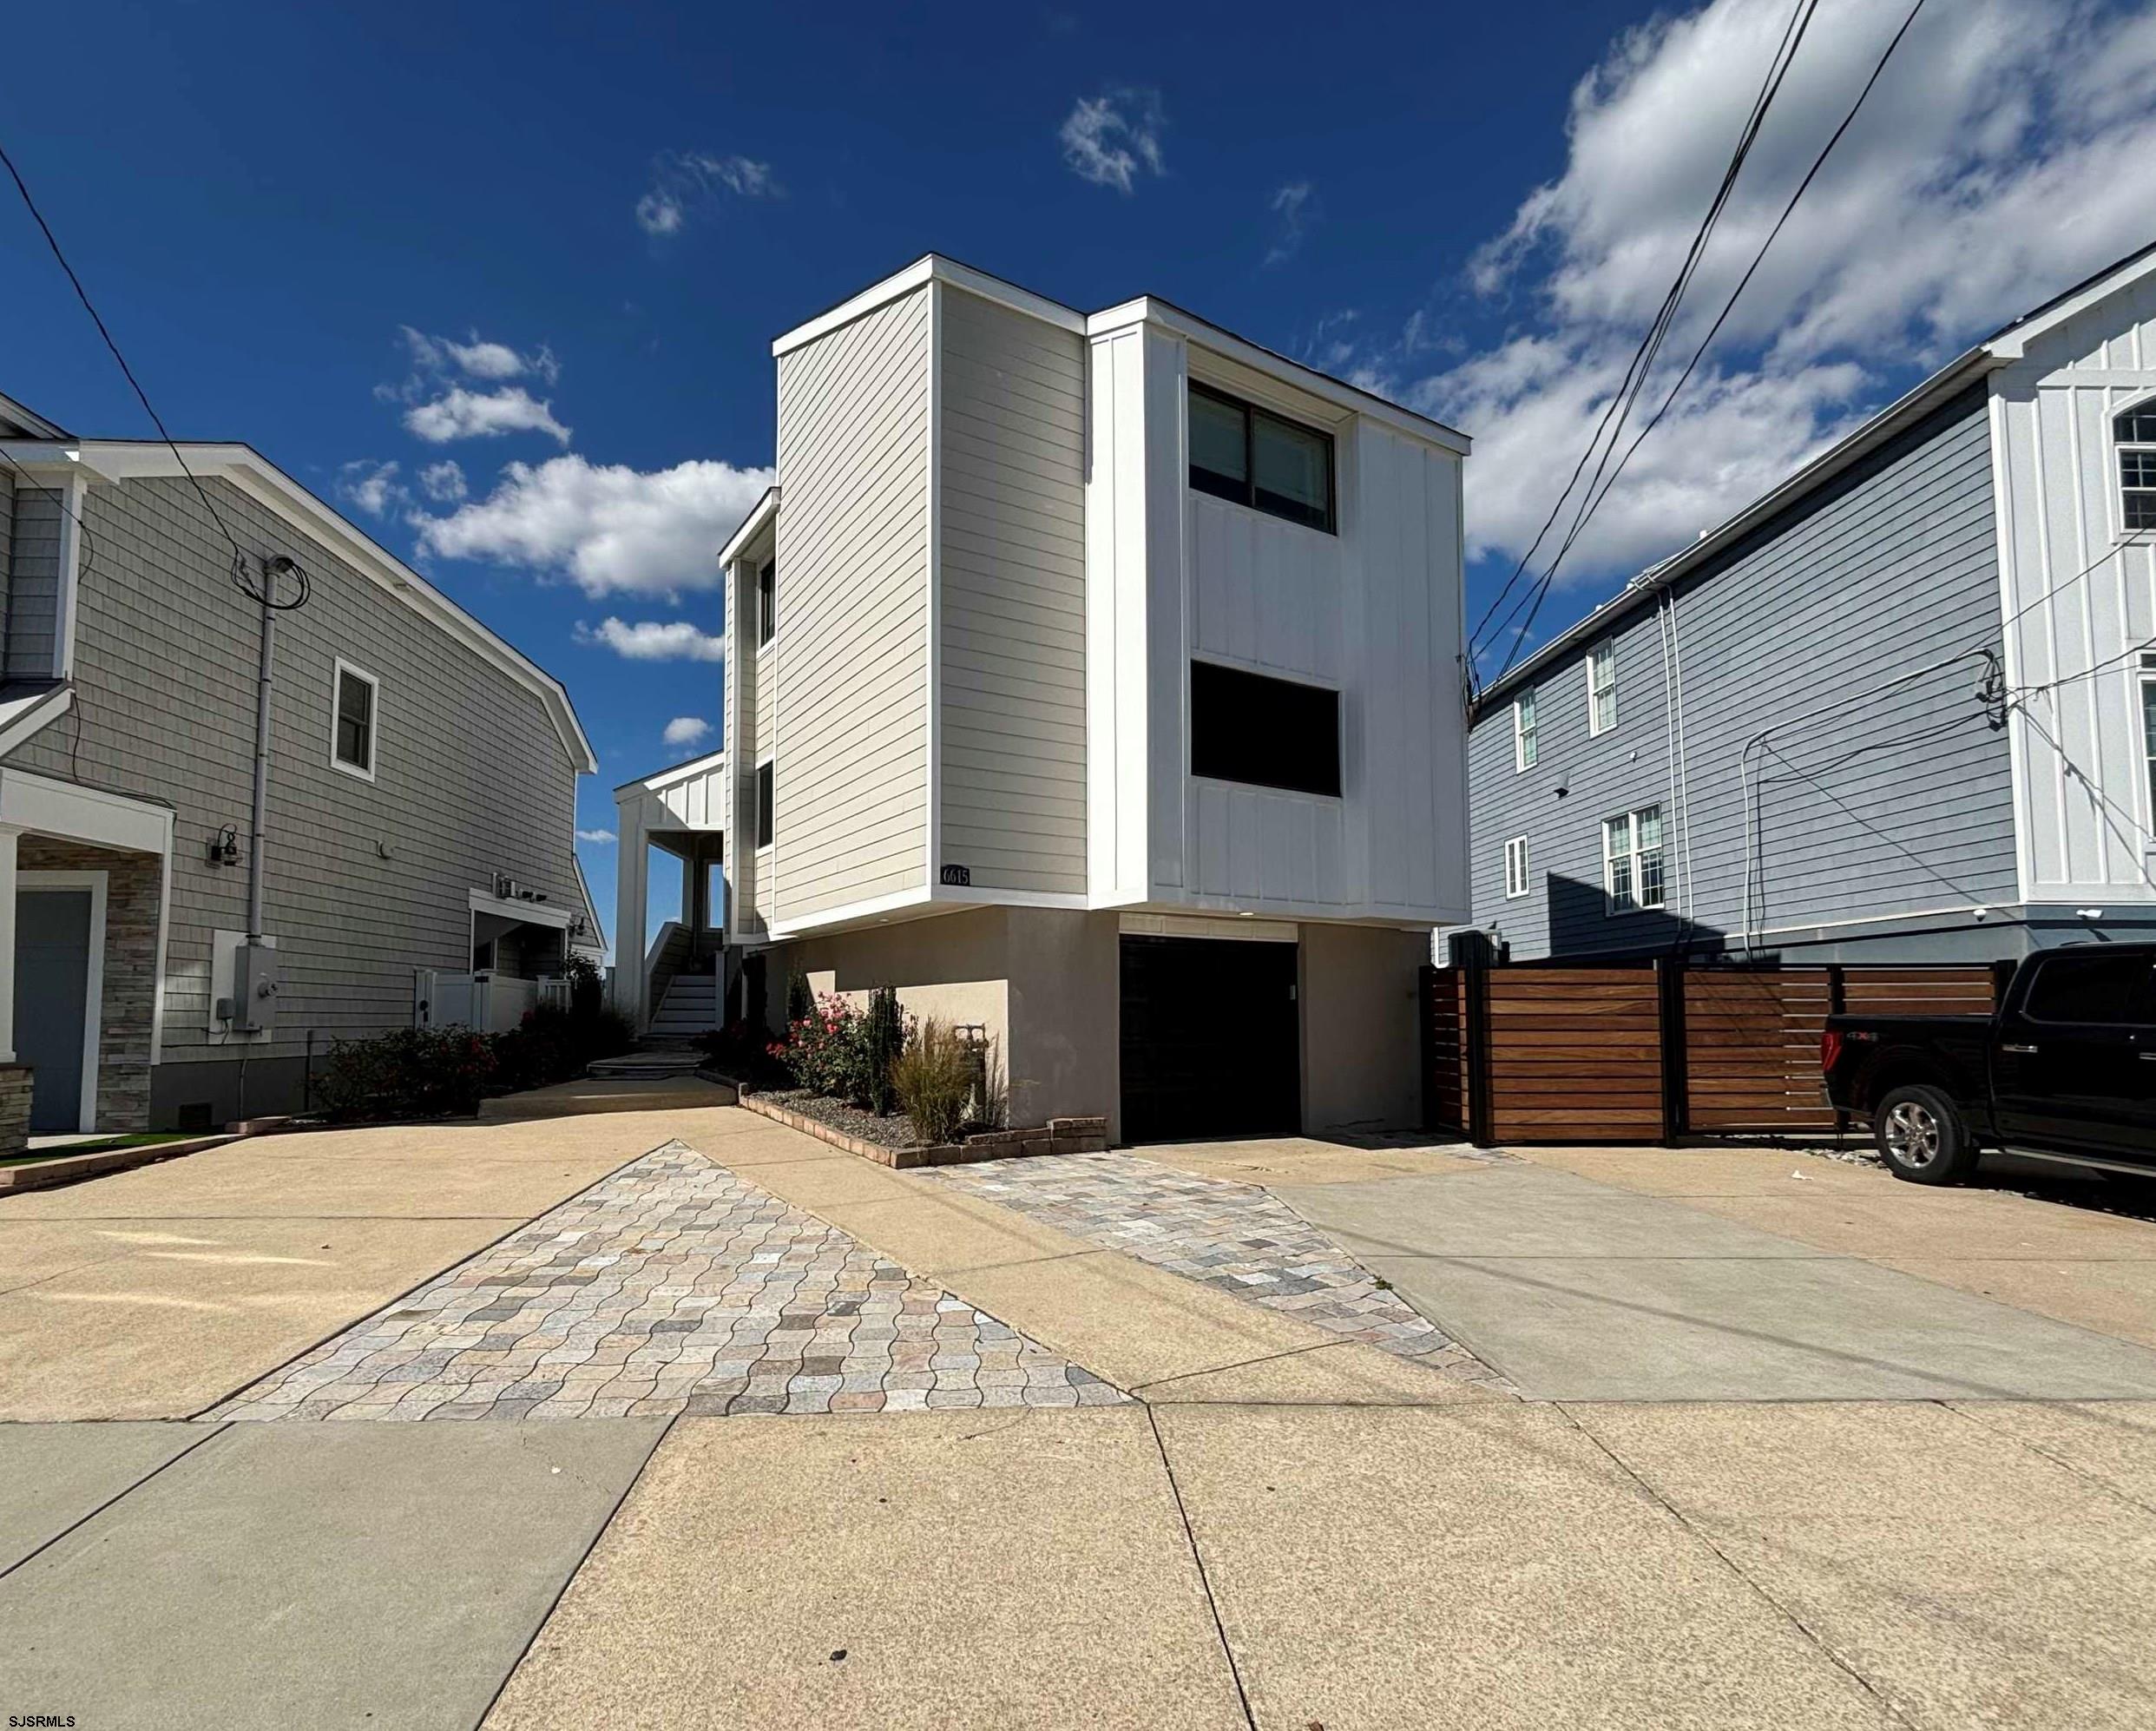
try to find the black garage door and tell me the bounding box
[1119,935,1300,1144]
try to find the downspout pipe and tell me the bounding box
[246,556,299,942]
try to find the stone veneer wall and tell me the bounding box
[19,836,161,1132]
[0,1064,30,1154]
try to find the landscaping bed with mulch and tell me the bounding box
[761,1088,922,1152]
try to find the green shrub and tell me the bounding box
[862,985,902,1116]
[891,1017,973,1145]
[786,991,879,1106]
[785,970,813,1025]
[315,1025,497,1122]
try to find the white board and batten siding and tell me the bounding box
[1087,324,1470,925]
[1992,276,2156,904]
[937,285,1088,899]
[772,286,931,925]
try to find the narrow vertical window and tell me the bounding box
[331,660,378,781]
[755,760,774,848]
[1504,835,1530,899]
[2140,653,2156,830]
[757,560,777,646]
[1587,641,1617,736]
[1514,688,1538,772]
[2115,407,2156,530]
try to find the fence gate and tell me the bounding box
[1679,968,1837,1134]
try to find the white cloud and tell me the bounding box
[575,616,726,662]
[1059,89,1166,193]
[398,326,557,385]
[1397,0,2156,586]
[1265,180,1314,266]
[636,152,781,237]
[575,827,617,844]
[417,460,467,504]
[404,385,570,446]
[413,453,774,598]
[662,716,712,748]
[335,459,406,518]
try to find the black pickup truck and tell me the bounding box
[1824,944,2156,1184]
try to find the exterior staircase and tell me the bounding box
[585,971,720,1080]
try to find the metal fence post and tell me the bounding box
[1417,964,1438,1134]
[1657,956,1688,1143]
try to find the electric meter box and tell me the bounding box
[232,939,280,1035]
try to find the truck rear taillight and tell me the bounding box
[1820,1030,1843,1073]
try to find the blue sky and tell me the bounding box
[5,0,2151,954]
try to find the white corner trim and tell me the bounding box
[772,256,1085,358]
[467,886,575,930]
[53,471,86,680]
[329,656,380,784]
[925,279,943,895]
[18,868,106,1131]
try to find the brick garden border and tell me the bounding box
[720,1081,1107,1170]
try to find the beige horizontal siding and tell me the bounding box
[772,286,930,920]
[937,286,1088,897]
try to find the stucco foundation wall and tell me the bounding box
[767,905,1118,1133]
[1300,924,1427,1136]
[20,836,161,1132]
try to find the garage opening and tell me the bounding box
[1119,933,1299,1144]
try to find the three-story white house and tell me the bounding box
[617,256,1471,1143]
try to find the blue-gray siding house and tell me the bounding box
[1466,244,2156,964]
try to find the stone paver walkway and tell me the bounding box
[932,1151,1509,1391]
[207,1142,1121,1422]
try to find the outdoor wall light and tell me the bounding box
[207,826,240,867]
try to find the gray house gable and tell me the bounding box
[1467,383,2017,962]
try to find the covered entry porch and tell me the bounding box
[0,765,174,1147]
[612,750,728,1038]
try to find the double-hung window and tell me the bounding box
[1513,688,1538,772]
[757,560,777,647]
[2116,407,2156,530]
[1602,805,1666,915]
[1587,640,1617,735]
[1188,382,1336,534]
[331,659,378,781]
[1503,836,1530,899]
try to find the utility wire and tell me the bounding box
[1483,0,1825,682]
[0,126,308,615]
[1553,0,1929,584]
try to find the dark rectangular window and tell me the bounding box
[755,761,774,848]
[1189,660,1341,797]
[1187,383,1335,534]
[333,664,375,775]
[757,560,776,646]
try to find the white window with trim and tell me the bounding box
[331,659,378,781]
[1503,835,1530,899]
[2116,406,2156,530]
[2140,651,2156,831]
[1587,640,1617,736]
[1513,688,1538,771]
[1602,804,1666,915]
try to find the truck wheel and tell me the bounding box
[1873,1083,1975,1185]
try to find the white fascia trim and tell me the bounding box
[1987,249,2156,360]
[467,886,575,930]
[765,884,937,940]
[0,686,74,757]
[67,441,598,775]
[719,485,781,569]
[0,764,174,855]
[772,256,1084,358]
[930,885,1090,912]
[630,748,729,796]
[1086,299,1472,457]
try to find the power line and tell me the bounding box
[1482,0,1825,683]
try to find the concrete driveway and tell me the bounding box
[9,1108,2156,1728]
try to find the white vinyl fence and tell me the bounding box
[413,970,571,1035]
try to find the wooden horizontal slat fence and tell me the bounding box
[1420,959,2006,1146]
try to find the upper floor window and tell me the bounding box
[755,760,775,849]
[2140,651,2156,830]
[1188,382,1336,535]
[1513,688,1538,772]
[1189,658,1342,797]
[1503,835,1530,899]
[2117,407,2156,530]
[1587,640,1617,736]
[757,559,777,647]
[331,659,378,781]
[1602,804,1665,915]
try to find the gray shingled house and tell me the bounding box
[0,392,600,1140]
[1465,243,2156,964]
